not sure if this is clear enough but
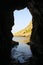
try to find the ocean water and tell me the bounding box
[11,37,32,63]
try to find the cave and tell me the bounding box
[0,0,43,65]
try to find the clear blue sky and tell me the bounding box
[11,7,32,33]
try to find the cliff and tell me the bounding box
[13,21,32,37]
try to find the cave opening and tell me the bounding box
[11,7,32,63]
[11,7,32,43]
[12,7,32,34]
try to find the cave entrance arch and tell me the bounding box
[0,0,42,65]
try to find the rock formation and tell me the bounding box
[0,0,43,65]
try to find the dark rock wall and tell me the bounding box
[0,10,14,65]
[0,0,43,65]
[27,1,43,64]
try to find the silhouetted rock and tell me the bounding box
[11,41,19,48]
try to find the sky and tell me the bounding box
[11,7,32,33]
